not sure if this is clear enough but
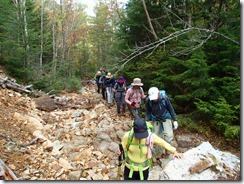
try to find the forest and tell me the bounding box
[0,0,240,143]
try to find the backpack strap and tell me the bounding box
[129,86,143,100]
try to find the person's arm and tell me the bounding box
[172,150,183,158]
[121,132,129,151]
[153,133,176,153]
[125,89,132,105]
[153,133,183,158]
[141,88,147,99]
[112,78,116,87]
[113,83,117,92]
[165,97,177,121]
[145,97,152,121]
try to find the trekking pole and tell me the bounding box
[117,144,124,180]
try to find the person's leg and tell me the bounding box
[123,166,149,180]
[131,108,140,120]
[122,103,126,113]
[153,121,164,158]
[117,100,121,113]
[98,83,102,93]
[137,108,142,119]
[102,87,106,99]
[106,87,112,103]
[124,166,135,180]
[97,83,100,93]
[161,119,174,155]
[110,87,114,104]
[162,119,174,143]
[122,95,126,113]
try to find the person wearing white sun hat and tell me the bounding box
[145,87,178,159]
[125,78,147,120]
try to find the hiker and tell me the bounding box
[117,118,183,180]
[125,78,146,120]
[113,76,127,114]
[104,72,116,104]
[145,87,178,159]
[102,68,108,75]
[94,70,102,93]
[99,73,107,100]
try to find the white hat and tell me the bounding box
[106,72,113,78]
[131,78,143,86]
[148,87,159,100]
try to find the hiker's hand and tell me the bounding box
[173,121,178,130]
[173,150,183,158]
[130,101,136,107]
[117,149,121,156]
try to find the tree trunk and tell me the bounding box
[141,0,158,40]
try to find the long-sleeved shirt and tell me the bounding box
[145,95,177,121]
[104,77,115,87]
[122,131,176,171]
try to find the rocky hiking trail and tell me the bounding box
[0,79,240,180]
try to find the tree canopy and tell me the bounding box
[0,0,240,141]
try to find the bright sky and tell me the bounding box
[75,0,128,16]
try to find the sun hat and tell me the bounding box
[148,87,159,100]
[106,72,113,78]
[133,118,148,139]
[131,78,143,86]
[117,76,125,83]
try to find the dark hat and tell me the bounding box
[117,76,125,83]
[133,119,148,139]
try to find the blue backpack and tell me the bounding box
[149,90,167,108]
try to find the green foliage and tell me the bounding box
[195,97,239,140]
[177,114,207,134]
[178,115,199,133]
[224,125,240,141]
[0,0,240,146]
[32,76,52,90]
[33,74,82,94]
[65,77,82,92]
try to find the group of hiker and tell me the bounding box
[94,69,183,180]
[94,69,126,114]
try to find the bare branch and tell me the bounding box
[113,27,239,75]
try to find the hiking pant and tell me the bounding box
[101,86,106,100]
[128,106,142,120]
[106,86,113,104]
[97,83,102,93]
[153,118,173,156]
[124,166,149,180]
[114,92,126,113]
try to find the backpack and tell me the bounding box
[127,85,143,100]
[149,90,167,108]
[114,82,126,92]
[125,121,155,180]
[149,90,171,121]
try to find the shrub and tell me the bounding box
[65,77,82,92]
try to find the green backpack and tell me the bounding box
[125,121,155,180]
